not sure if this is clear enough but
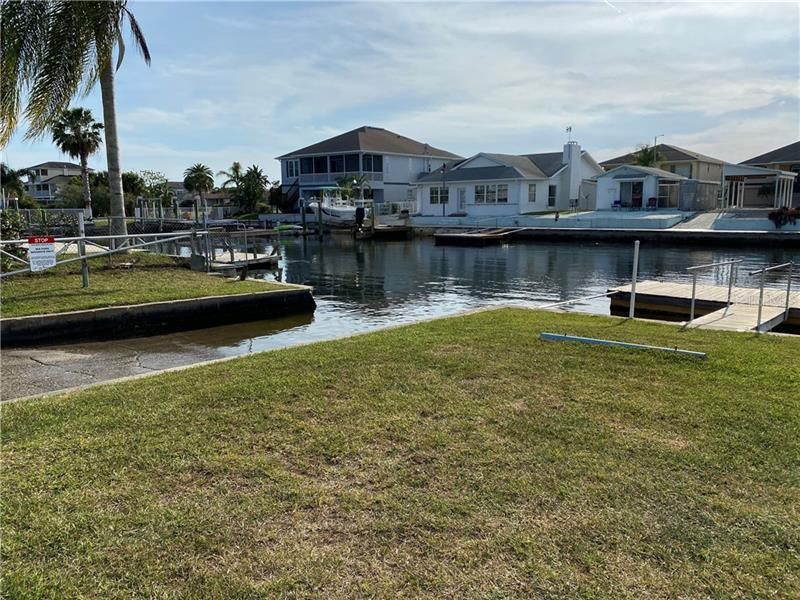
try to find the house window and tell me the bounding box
[497,184,508,203]
[361,154,383,173]
[548,185,557,207]
[329,155,344,173]
[286,161,299,178]
[475,184,508,203]
[300,158,313,174]
[35,184,49,192]
[430,187,449,204]
[313,156,328,173]
[345,154,360,172]
[39,169,48,176]
[528,183,536,203]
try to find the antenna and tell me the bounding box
[566,125,574,142]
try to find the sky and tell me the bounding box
[3,0,799,183]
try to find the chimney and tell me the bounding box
[563,141,582,201]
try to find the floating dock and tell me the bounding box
[609,280,800,333]
[354,224,412,241]
[434,227,525,246]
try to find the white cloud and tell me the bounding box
[5,0,799,179]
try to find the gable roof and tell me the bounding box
[741,141,800,166]
[277,126,461,159]
[597,164,688,180]
[416,149,596,183]
[600,144,726,167]
[24,161,83,170]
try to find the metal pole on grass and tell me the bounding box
[629,240,640,318]
[78,213,89,288]
[756,269,766,331]
[689,271,697,323]
[786,262,793,319]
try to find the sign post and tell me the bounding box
[78,213,89,287]
[27,236,56,272]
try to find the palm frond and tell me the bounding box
[123,5,151,65]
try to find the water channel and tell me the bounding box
[4,236,798,399]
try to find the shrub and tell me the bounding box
[767,207,799,229]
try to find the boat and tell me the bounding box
[305,192,371,228]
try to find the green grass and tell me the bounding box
[2,308,799,598]
[0,253,288,318]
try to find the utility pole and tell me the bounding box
[441,164,447,217]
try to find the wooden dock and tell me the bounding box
[434,227,525,246]
[609,280,799,333]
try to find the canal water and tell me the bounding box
[4,236,798,399]
[242,236,799,353]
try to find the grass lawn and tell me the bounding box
[2,308,799,598]
[0,253,287,318]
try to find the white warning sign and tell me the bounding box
[28,236,57,272]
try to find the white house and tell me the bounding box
[415,142,603,217]
[594,165,722,211]
[24,161,86,205]
[276,126,461,209]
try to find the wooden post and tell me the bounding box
[317,200,323,239]
[78,213,89,288]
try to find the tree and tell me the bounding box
[183,163,214,221]
[0,162,31,207]
[1,0,151,238]
[238,165,269,214]
[140,170,171,204]
[336,176,353,200]
[218,162,244,189]
[50,107,103,218]
[632,144,662,167]
[350,173,372,201]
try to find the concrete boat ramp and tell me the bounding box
[610,280,800,333]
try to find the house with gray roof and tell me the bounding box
[276,126,460,209]
[599,143,726,182]
[415,142,603,217]
[24,161,88,205]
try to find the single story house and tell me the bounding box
[594,165,719,211]
[736,141,800,207]
[600,143,726,182]
[276,126,461,209]
[415,142,603,217]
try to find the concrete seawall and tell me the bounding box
[1,286,316,347]
[505,227,800,247]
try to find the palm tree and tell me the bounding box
[238,165,269,213]
[336,176,353,200]
[217,162,244,189]
[184,163,214,222]
[632,144,662,168]
[51,107,103,218]
[0,163,31,208]
[350,173,372,201]
[0,0,151,237]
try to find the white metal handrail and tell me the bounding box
[686,259,743,323]
[749,261,794,330]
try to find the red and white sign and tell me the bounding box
[28,236,56,272]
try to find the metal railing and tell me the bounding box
[749,261,794,331]
[685,259,743,323]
